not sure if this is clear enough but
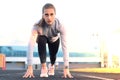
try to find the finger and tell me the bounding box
[23,75,28,78]
[28,73,35,78]
[23,75,25,78]
[31,74,35,78]
[23,74,29,78]
[62,75,67,78]
[29,75,32,78]
[23,73,28,78]
[67,74,74,78]
[62,76,66,78]
[68,75,73,78]
[23,72,30,78]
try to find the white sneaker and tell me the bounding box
[40,67,48,77]
[48,64,55,76]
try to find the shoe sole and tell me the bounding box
[48,73,54,76]
[40,74,48,77]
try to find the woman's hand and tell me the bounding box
[62,68,73,78]
[23,65,35,78]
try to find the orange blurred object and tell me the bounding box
[0,54,6,70]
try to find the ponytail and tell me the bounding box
[34,18,45,27]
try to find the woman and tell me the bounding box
[23,3,73,78]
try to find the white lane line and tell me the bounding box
[0,72,24,76]
[53,71,114,80]
[80,74,114,80]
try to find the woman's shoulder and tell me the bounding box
[33,20,42,30]
[55,18,63,27]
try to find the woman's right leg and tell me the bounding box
[37,35,48,77]
[37,36,47,63]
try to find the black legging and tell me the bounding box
[37,35,60,65]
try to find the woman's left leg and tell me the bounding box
[48,38,60,75]
[48,38,60,65]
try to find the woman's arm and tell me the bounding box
[59,24,73,78]
[23,29,38,78]
[59,24,69,67]
[27,29,38,65]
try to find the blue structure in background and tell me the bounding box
[0,46,101,69]
[0,46,100,58]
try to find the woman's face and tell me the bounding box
[43,8,55,26]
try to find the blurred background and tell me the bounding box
[0,0,120,69]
